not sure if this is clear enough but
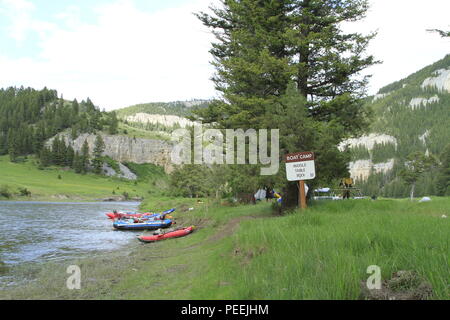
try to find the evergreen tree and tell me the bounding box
[33,124,45,154]
[437,144,450,196]
[170,164,215,198]
[72,99,79,116]
[0,133,7,155]
[7,129,18,162]
[92,135,106,175]
[73,151,83,174]
[196,0,376,128]
[39,147,52,167]
[108,111,119,135]
[70,125,79,140]
[81,139,90,174]
[66,145,75,168]
[51,137,62,165]
[195,0,377,207]
[399,151,438,201]
[0,85,116,168]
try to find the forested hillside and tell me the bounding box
[0,86,118,163]
[350,55,450,198]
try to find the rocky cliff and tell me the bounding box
[341,54,450,182]
[126,113,196,128]
[339,133,398,180]
[47,133,175,174]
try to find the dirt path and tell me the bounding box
[207,215,263,243]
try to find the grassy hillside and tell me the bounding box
[116,100,210,119]
[117,121,171,141]
[0,155,168,201]
[3,198,448,300]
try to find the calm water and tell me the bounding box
[0,201,141,267]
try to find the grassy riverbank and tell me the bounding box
[0,155,167,201]
[1,197,449,300]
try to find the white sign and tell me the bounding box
[285,151,316,181]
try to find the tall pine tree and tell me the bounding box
[437,144,450,196]
[81,139,90,174]
[195,0,377,207]
[92,135,105,175]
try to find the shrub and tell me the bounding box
[0,185,12,199]
[18,187,31,197]
[102,156,120,174]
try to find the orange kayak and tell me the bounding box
[138,226,195,243]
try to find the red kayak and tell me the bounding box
[138,226,195,243]
[106,212,154,220]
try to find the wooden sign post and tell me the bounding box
[285,151,316,210]
[299,180,307,209]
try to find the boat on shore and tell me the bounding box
[113,219,174,231]
[106,211,153,219]
[106,208,175,220]
[138,226,195,243]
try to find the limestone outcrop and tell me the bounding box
[47,133,175,174]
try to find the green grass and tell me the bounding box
[226,199,449,299]
[124,162,166,182]
[118,122,171,141]
[1,198,449,300]
[112,198,450,300]
[0,155,167,201]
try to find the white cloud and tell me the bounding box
[0,0,36,42]
[0,0,449,110]
[344,0,450,95]
[0,0,218,110]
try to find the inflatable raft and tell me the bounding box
[138,226,195,243]
[113,219,173,231]
[111,213,173,221]
[106,208,175,220]
[106,212,154,219]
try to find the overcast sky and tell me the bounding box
[0,0,449,110]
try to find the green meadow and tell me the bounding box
[2,197,448,300]
[118,122,171,141]
[0,155,166,201]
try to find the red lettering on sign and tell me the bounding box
[285,151,315,163]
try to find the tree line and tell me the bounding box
[122,119,184,133]
[0,87,118,164]
[358,145,450,198]
[39,134,107,175]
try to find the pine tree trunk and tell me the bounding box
[410,183,415,201]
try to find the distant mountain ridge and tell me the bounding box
[116,99,210,119]
[342,54,450,197]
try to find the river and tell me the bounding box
[0,201,141,286]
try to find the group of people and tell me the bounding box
[254,186,282,204]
